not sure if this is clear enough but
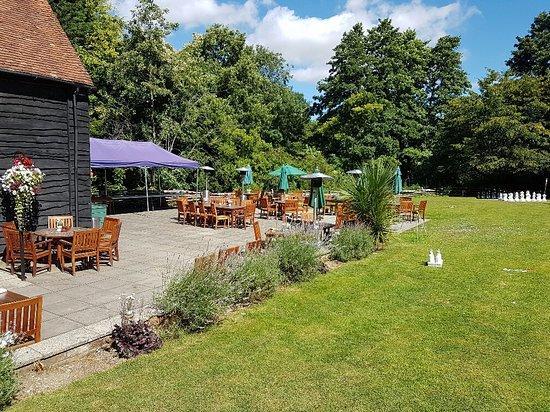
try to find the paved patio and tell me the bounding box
[1,209,425,366]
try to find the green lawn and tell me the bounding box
[11,197,550,411]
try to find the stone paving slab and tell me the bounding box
[2,209,427,367]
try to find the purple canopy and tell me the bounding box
[90,138,198,169]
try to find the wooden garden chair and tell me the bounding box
[399,201,414,221]
[244,201,256,226]
[259,197,276,219]
[253,220,262,241]
[1,221,16,265]
[413,200,427,221]
[187,202,198,225]
[47,215,73,229]
[99,218,122,265]
[197,202,209,227]
[58,228,100,275]
[210,204,230,229]
[176,198,188,224]
[101,217,122,261]
[5,229,52,276]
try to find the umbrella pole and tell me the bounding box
[144,167,150,212]
[196,169,199,198]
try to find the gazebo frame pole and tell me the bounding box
[144,167,150,212]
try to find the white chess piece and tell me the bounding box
[520,191,525,202]
[543,194,547,202]
[428,250,435,265]
[514,192,519,202]
[435,250,443,266]
[526,190,531,202]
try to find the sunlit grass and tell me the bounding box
[11,197,550,411]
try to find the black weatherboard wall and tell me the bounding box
[0,72,92,232]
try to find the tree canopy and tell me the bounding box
[49,1,549,192]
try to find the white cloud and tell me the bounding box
[114,0,258,28]
[249,0,479,84]
[114,0,479,85]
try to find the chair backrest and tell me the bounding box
[260,197,269,208]
[400,196,413,203]
[5,229,37,255]
[103,218,122,244]
[188,202,196,213]
[177,199,186,213]
[2,221,15,230]
[72,229,100,253]
[0,295,43,343]
[253,221,262,241]
[418,200,427,212]
[102,217,119,233]
[218,246,240,263]
[199,202,207,214]
[245,202,255,218]
[335,204,344,228]
[48,215,73,229]
[210,204,219,216]
[401,201,413,212]
[284,199,298,212]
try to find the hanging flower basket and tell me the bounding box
[1,155,44,232]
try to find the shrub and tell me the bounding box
[156,265,231,332]
[272,234,320,283]
[330,225,375,262]
[0,348,17,410]
[345,158,395,245]
[111,321,163,359]
[228,250,282,304]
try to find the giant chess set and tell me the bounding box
[484,190,548,202]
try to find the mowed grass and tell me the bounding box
[11,197,550,411]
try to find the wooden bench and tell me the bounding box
[0,291,43,346]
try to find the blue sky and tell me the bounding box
[115,0,548,101]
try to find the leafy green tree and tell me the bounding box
[105,0,178,144]
[49,0,123,136]
[426,36,470,129]
[433,71,550,188]
[313,20,431,176]
[507,11,550,77]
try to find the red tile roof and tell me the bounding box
[0,0,93,87]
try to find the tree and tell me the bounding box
[433,71,550,188]
[507,12,550,77]
[105,0,178,145]
[313,20,431,176]
[426,36,470,129]
[49,0,123,136]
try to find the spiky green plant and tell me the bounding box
[345,158,395,245]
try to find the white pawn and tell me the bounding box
[435,250,443,266]
[520,191,525,202]
[514,192,519,202]
[543,194,547,202]
[428,249,435,265]
[526,190,531,202]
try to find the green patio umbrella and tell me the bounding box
[269,164,305,192]
[393,166,403,194]
[302,170,332,222]
[278,166,289,191]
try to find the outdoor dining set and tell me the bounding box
[1,215,122,277]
